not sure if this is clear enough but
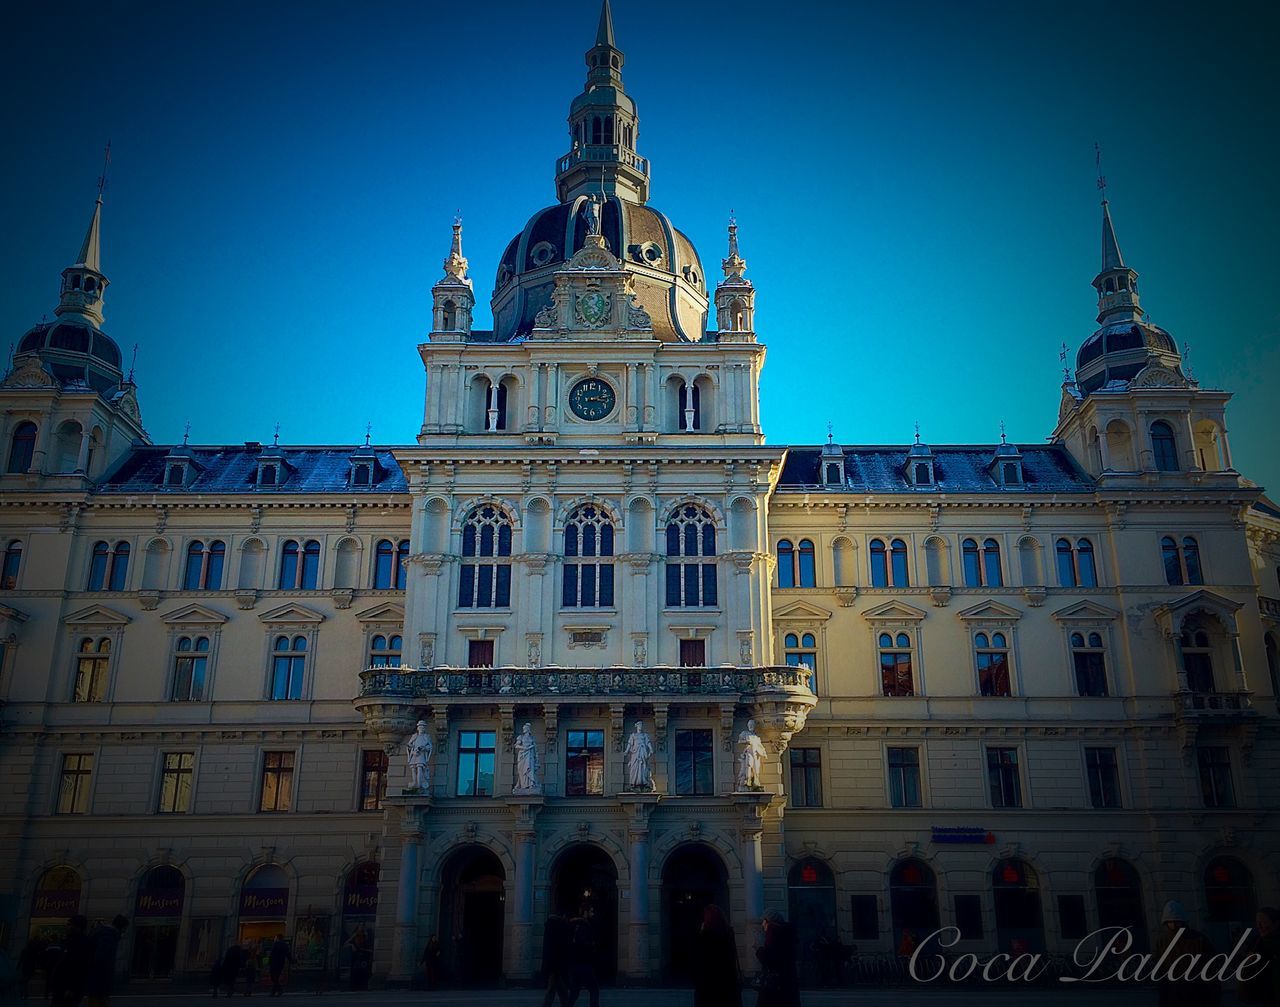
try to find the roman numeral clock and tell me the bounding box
[568,376,616,420]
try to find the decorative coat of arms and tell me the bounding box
[575,290,611,327]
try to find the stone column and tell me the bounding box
[506,796,544,980]
[619,792,660,980]
[391,808,426,982]
[75,430,92,473]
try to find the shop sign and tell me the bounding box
[344,885,378,916]
[136,889,185,918]
[33,890,81,917]
[931,826,996,845]
[239,888,289,918]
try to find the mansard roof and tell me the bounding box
[96,445,408,494]
[777,444,1094,494]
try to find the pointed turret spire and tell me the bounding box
[55,195,110,327]
[77,196,103,271]
[1101,200,1124,272]
[441,215,471,286]
[432,216,475,334]
[1091,197,1142,325]
[715,214,755,336]
[596,0,615,47]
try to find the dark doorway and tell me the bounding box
[131,866,184,979]
[662,843,729,984]
[468,639,494,667]
[439,846,505,985]
[789,858,836,986]
[680,639,706,667]
[992,859,1045,953]
[889,858,940,953]
[550,845,619,983]
[1094,859,1147,951]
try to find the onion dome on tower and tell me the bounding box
[489,0,708,343]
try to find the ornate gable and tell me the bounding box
[355,601,406,623]
[160,603,229,626]
[1051,599,1120,622]
[957,600,1023,622]
[63,604,131,629]
[773,600,832,623]
[861,600,927,623]
[258,602,326,625]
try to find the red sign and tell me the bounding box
[239,888,289,918]
[800,864,819,884]
[1001,863,1023,885]
[33,890,81,917]
[136,889,185,918]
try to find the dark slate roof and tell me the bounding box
[96,446,409,494]
[1252,497,1280,520]
[778,445,1095,494]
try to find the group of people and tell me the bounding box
[1157,901,1280,1007]
[18,915,129,1007]
[211,935,295,998]
[538,906,605,1007]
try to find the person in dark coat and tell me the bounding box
[218,946,246,999]
[18,937,45,999]
[267,936,291,998]
[419,935,441,991]
[566,909,599,1007]
[344,926,370,991]
[85,916,128,1007]
[755,909,800,1007]
[1154,900,1220,1007]
[53,916,92,1007]
[693,904,741,1007]
[539,915,571,1007]
[1240,907,1280,1007]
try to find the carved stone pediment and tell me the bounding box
[1131,364,1188,389]
[2,357,58,389]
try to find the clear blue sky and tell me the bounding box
[3,1,1277,491]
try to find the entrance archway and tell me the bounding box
[1204,856,1255,948]
[30,866,82,940]
[238,864,290,971]
[439,846,505,986]
[131,865,185,978]
[992,859,1044,953]
[890,858,940,951]
[1094,859,1147,951]
[789,858,836,986]
[662,843,729,985]
[550,844,619,983]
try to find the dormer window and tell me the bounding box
[825,462,842,486]
[1002,462,1020,485]
[352,463,370,487]
[260,465,276,486]
[166,464,185,487]
[913,462,932,485]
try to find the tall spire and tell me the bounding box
[442,215,471,286]
[1101,200,1124,272]
[1091,197,1141,325]
[596,0,615,47]
[77,196,103,271]
[56,195,110,326]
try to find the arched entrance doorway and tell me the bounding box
[238,864,290,973]
[1204,856,1255,948]
[992,859,1044,953]
[662,843,729,985]
[335,861,379,983]
[890,858,940,953]
[550,845,619,983]
[131,866,185,978]
[30,866,82,941]
[788,858,836,986]
[1094,859,1147,951]
[439,846,505,986]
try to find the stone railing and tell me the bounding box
[1179,690,1255,715]
[1260,596,1280,619]
[359,664,811,699]
[556,146,650,176]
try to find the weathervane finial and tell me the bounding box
[914,421,921,444]
[183,421,191,446]
[365,421,372,446]
[97,140,112,200]
[273,422,280,447]
[1095,142,1106,200]
[999,420,1007,444]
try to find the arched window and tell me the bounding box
[563,504,615,607]
[88,541,130,592]
[777,540,795,588]
[1161,536,1183,585]
[1070,631,1109,696]
[369,633,402,668]
[1056,537,1097,588]
[7,421,37,474]
[890,538,910,587]
[73,637,111,702]
[183,540,225,591]
[878,632,914,696]
[591,115,602,144]
[1095,859,1147,951]
[975,632,1011,696]
[676,381,702,431]
[983,539,1003,587]
[270,634,307,699]
[1077,538,1097,586]
[278,540,298,589]
[1203,857,1255,943]
[459,504,513,608]
[484,379,509,432]
[784,632,817,693]
[1056,538,1076,587]
[172,635,210,701]
[1182,536,1203,584]
[441,299,457,330]
[992,859,1045,953]
[890,859,940,944]
[301,540,320,589]
[278,539,320,589]
[373,539,410,589]
[1162,535,1204,586]
[870,539,888,587]
[962,538,981,587]
[2,539,22,589]
[1151,421,1179,472]
[1179,622,1215,693]
[665,504,717,607]
[603,114,614,144]
[88,541,110,590]
[798,539,816,587]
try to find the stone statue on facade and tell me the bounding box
[624,721,655,791]
[513,722,542,794]
[405,719,434,791]
[582,190,603,238]
[735,719,767,791]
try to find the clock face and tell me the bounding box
[568,377,616,421]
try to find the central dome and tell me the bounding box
[490,194,708,342]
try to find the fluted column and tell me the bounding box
[506,796,544,979]
[620,792,659,979]
[392,813,424,981]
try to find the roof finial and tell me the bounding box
[1060,341,1070,382]
[999,420,1007,444]
[914,421,921,444]
[364,421,372,446]
[442,213,470,282]
[596,0,616,48]
[722,211,747,281]
[1182,341,1194,380]
[183,421,191,446]
[827,420,834,445]
[1095,142,1106,201]
[273,422,280,447]
[128,343,138,382]
[97,139,112,200]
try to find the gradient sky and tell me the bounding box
[3,1,1277,492]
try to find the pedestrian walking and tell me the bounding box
[1155,900,1220,1007]
[241,948,257,998]
[217,946,244,998]
[539,915,571,1007]
[419,935,441,991]
[755,909,799,1007]
[343,926,371,991]
[85,916,128,1007]
[566,908,599,1007]
[267,936,291,998]
[693,904,741,1007]
[52,916,92,1007]
[18,937,45,999]
[1239,907,1280,1007]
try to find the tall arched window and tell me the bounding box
[1204,857,1255,944]
[879,632,914,696]
[1162,536,1204,586]
[784,632,817,692]
[563,505,614,607]
[278,539,321,589]
[962,538,982,587]
[870,539,888,587]
[1071,632,1109,696]
[1094,859,1147,951]
[975,632,1011,696]
[992,859,1045,952]
[2,539,22,589]
[74,637,111,702]
[798,539,816,587]
[89,541,130,592]
[890,859,940,944]
[7,421,37,474]
[459,505,513,608]
[374,539,410,589]
[983,539,1003,587]
[665,504,717,607]
[1056,537,1097,588]
[1056,538,1076,587]
[1151,421,1179,471]
[961,537,1003,587]
[88,541,111,590]
[890,538,910,587]
[183,540,225,590]
[1180,622,1215,693]
[1182,536,1203,584]
[1077,539,1097,586]
[270,634,307,699]
[777,540,795,588]
[675,381,702,432]
[172,636,210,701]
[1162,536,1182,585]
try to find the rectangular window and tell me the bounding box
[1197,746,1235,808]
[172,636,210,701]
[850,895,879,941]
[674,729,713,796]
[259,751,295,812]
[955,894,983,939]
[359,750,388,811]
[158,752,195,813]
[565,729,605,796]
[56,753,94,814]
[73,638,111,702]
[887,746,922,808]
[1085,746,1121,809]
[789,747,822,808]
[1073,650,1108,697]
[1058,894,1088,940]
[456,730,496,797]
[468,639,495,668]
[679,639,706,667]
[986,746,1022,808]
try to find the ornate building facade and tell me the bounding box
[1,0,1277,988]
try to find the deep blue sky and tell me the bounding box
[3,1,1277,491]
